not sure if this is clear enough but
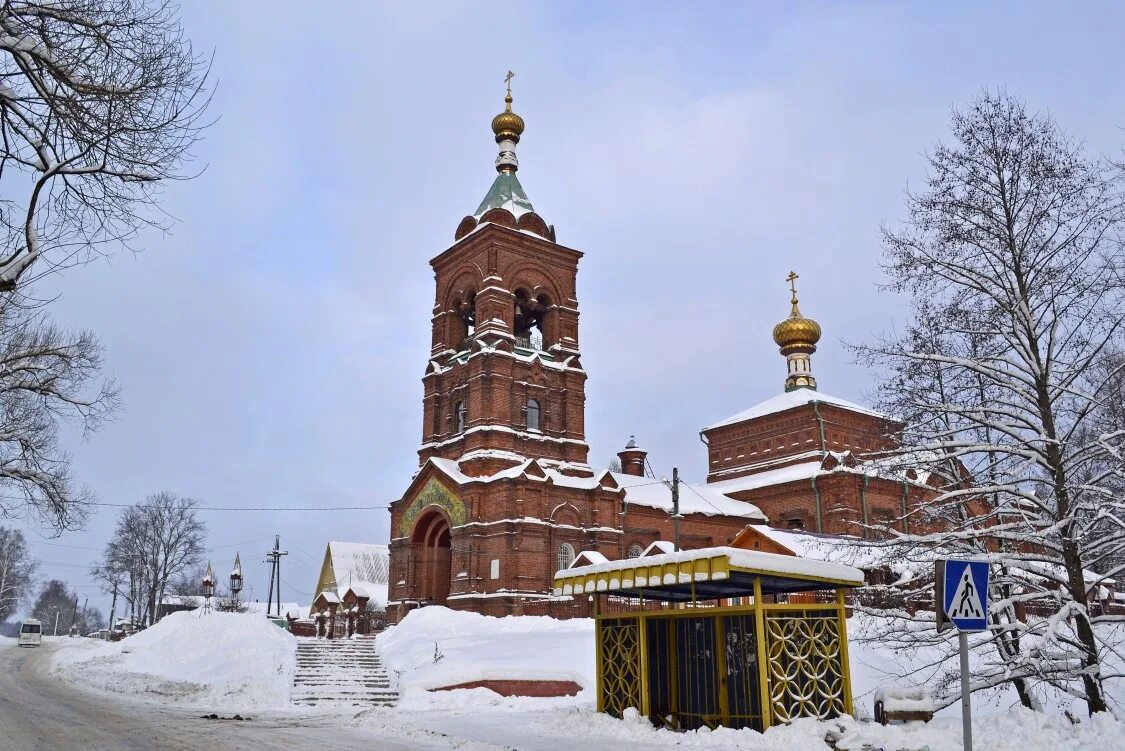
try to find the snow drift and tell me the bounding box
[376,606,593,704]
[49,610,296,710]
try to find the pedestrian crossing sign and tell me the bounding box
[935,559,989,632]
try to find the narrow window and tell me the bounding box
[626,544,644,559]
[455,401,466,433]
[787,517,805,530]
[556,543,575,571]
[526,399,540,431]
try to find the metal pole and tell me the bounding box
[959,631,973,751]
[53,611,60,636]
[672,467,681,551]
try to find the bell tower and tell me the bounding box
[419,82,589,476]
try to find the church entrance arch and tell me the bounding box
[411,509,452,605]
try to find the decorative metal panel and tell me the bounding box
[598,618,642,718]
[763,611,846,723]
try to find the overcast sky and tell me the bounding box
[11,2,1125,618]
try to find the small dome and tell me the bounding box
[772,312,822,351]
[491,94,525,142]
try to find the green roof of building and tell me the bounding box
[474,171,535,218]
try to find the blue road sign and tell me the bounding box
[940,560,989,632]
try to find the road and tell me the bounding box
[0,639,471,751]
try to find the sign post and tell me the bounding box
[935,559,989,751]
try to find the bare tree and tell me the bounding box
[853,91,1125,716]
[94,491,205,625]
[0,525,36,622]
[0,0,211,291]
[0,296,118,531]
[30,577,74,633]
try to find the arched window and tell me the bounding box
[455,401,466,433]
[556,543,575,571]
[526,399,540,431]
[626,544,644,559]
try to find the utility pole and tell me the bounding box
[672,467,681,552]
[106,584,118,641]
[263,535,288,617]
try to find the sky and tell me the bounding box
[9,1,1125,619]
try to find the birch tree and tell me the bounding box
[854,91,1125,716]
[0,0,211,291]
[0,525,35,621]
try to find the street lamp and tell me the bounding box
[229,553,243,602]
[201,562,215,615]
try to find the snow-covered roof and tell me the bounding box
[314,590,341,604]
[707,461,824,494]
[552,546,864,600]
[641,540,676,556]
[327,542,389,586]
[613,472,766,520]
[423,455,766,521]
[571,550,608,567]
[475,171,535,219]
[325,541,390,607]
[704,388,886,431]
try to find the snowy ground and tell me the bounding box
[28,606,1125,750]
[48,610,296,711]
[369,607,1125,750]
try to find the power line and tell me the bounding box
[79,501,392,512]
[26,539,102,551]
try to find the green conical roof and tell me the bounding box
[475,171,535,218]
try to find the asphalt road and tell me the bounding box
[0,639,463,751]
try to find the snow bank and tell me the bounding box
[49,611,296,710]
[376,606,593,706]
[352,704,1123,751]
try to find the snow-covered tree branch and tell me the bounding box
[851,91,1125,716]
[0,0,211,291]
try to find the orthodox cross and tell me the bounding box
[505,70,515,97]
[786,270,799,300]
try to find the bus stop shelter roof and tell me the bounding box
[552,546,864,603]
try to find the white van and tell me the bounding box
[18,618,42,647]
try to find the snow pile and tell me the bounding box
[351,703,1123,751]
[376,606,593,705]
[874,686,935,713]
[49,611,296,710]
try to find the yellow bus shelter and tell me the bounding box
[551,546,864,732]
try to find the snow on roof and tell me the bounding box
[327,541,389,586]
[474,171,535,219]
[642,541,676,556]
[704,388,886,431]
[707,461,824,494]
[612,472,766,520]
[315,590,341,604]
[557,546,865,587]
[570,550,608,567]
[423,456,766,521]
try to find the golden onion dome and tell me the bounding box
[772,273,822,351]
[491,93,525,142]
[772,310,822,351]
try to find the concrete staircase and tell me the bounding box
[291,636,397,707]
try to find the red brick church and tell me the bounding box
[386,87,935,623]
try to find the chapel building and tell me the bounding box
[385,88,939,624]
